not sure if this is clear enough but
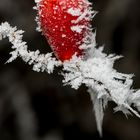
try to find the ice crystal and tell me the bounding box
[33,0,42,32]
[0,0,140,137]
[67,7,82,16]
[62,46,140,136]
[0,22,61,73]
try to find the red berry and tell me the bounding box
[39,0,92,61]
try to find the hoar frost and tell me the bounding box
[67,7,82,16]
[0,0,140,137]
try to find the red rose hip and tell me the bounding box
[38,0,92,61]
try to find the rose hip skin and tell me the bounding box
[39,0,91,61]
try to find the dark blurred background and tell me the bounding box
[0,0,140,140]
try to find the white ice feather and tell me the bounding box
[0,22,61,73]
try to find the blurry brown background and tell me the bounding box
[0,0,140,140]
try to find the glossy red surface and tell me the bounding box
[39,0,90,61]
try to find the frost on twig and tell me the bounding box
[0,22,61,73]
[1,22,140,137]
[1,0,140,137]
[62,45,140,135]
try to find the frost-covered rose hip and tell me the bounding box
[39,0,92,61]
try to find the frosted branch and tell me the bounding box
[1,0,140,136]
[1,15,140,138]
[0,22,61,73]
[62,45,140,134]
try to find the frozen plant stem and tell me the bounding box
[1,0,140,137]
[0,22,61,73]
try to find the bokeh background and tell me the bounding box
[0,0,140,140]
